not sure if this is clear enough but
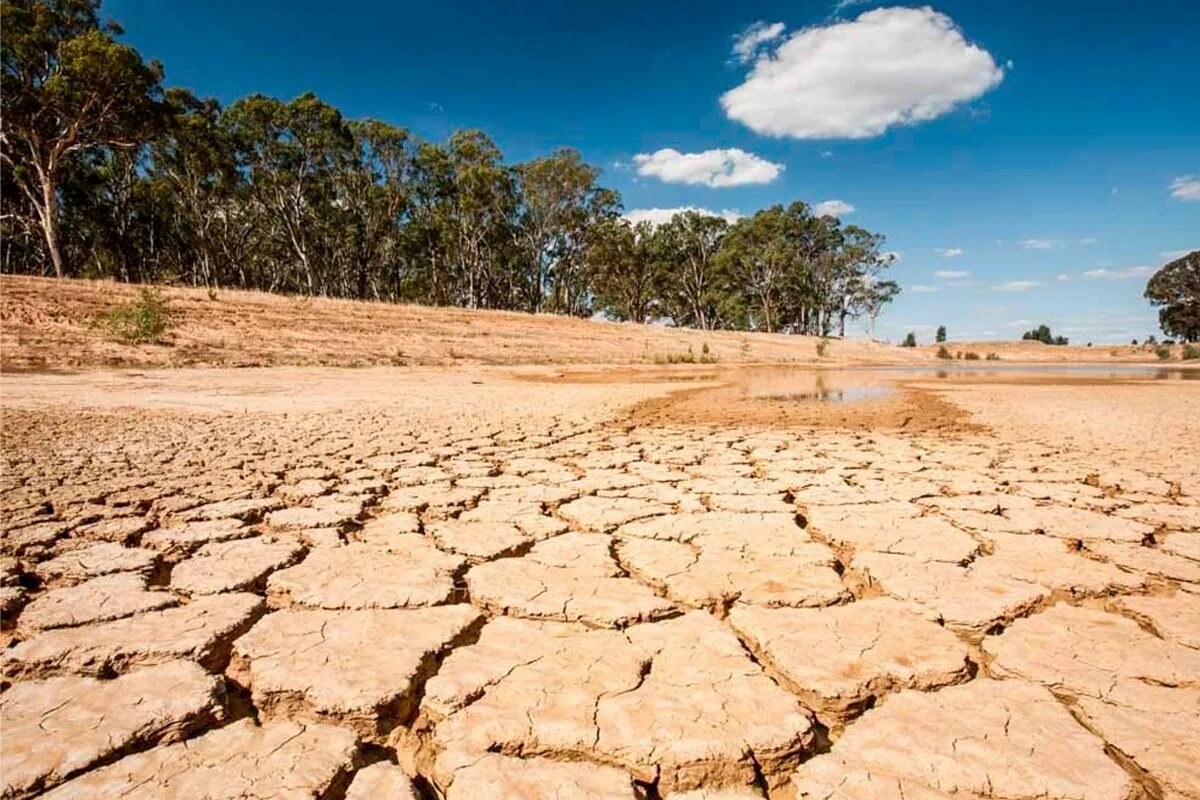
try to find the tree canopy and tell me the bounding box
[1,0,902,337]
[1144,251,1200,343]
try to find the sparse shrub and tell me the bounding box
[964,351,981,360]
[1131,339,1139,345]
[816,339,829,358]
[100,288,174,343]
[206,286,218,301]
[656,346,698,364]
[1155,345,1173,361]
[699,342,718,363]
[902,332,917,347]
[936,345,952,359]
[1183,344,1200,360]
[986,352,1001,361]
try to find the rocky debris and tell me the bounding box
[727,598,971,723]
[267,541,463,609]
[17,573,178,631]
[344,762,421,800]
[984,604,1200,694]
[790,679,1133,800]
[0,661,224,799]
[140,518,255,558]
[557,495,671,531]
[444,754,635,799]
[465,535,676,627]
[228,604,481,740]
[170,538,304,595]
[37,718,359,800]
[1115,593,1200,649]
[429,612,815,795]
[426,519,532,561]
[35,543,158,586]
[4,592,263,678]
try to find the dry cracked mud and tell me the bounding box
[2,364,1198,798]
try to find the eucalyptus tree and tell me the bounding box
[1,0,164,277]
[719,205,794,332]
[1145,250,1199,342]
[655,211,731,330]
[586,218,659,323]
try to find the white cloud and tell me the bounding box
[1160,248,1195,261]
[992,280,1041,292]
[934,247,964,257]
[632,148,783,188]
[721,7,1004,140]
[1169,175,1200,201]
[814,199,855,217]
[1080,266,1154,280]
[934,269,969,279]
[909,285,940,293]
[1019,238,1065,249]
[731,21,786,64]
[622,207,743,227]
[1008,318,1034,328]
[1056,273,1071,283]
[819,150,835,159]
[1078,237,1098,245]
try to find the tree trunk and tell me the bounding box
[39,175,64,278]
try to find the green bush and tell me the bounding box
[1155,346,1173,361]
[1183,344,1200,361]
[100,288,174,344]
[986,352,1001,361]
[936,345,952,359]
[963,351,981,360]
[902,332,917,347]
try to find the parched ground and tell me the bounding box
[2,281,1198,799]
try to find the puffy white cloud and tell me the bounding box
[1019,238,1065,249]
[633,148,783,188]
[814,199,855,217]
[731,21,786,64]
[909,285,940,293]
[934,247,964,257]
[934,269,968,279]
[992,280,1041,292]
[1081,266,1154,280]
[721,7,1004,139]
[1169,175,1200,201]
[622,207,743,227]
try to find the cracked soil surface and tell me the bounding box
[1,361,1198,799]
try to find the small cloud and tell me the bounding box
[1019,238,1065,249]
[622,207,743,227]
[909,285,940,293]
[834,0,872,14]
[426,101,445,112]
[633,148,783,188]
[731,20,786,64]
[819,150,835,159]
[1078,237,1098,245]
[934,269,969,280]
[1081,266,1154,280]
[1169,175,1200,202]
[992,280,1041,292]
[1056,273,1071,283]
[814,199,855,217]
[1008,318,1034,328]
[934,247,964,258]
[1160,249,1195,261]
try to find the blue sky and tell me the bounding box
[107,0,1198,342]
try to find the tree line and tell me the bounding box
[1,0,900,335]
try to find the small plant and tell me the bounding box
[206,286,219,301]
[1182,344,1200,360]
[816,338,829,358]
[699,342,718,364]
[986,352,1001,361]
[656,346,698,364]
[963,351,981,360]
[100,288,174,344]
[936,345,952,359]
[1155,345,1173,361]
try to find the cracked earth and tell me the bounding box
[1,365,1197,799]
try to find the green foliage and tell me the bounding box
[1020,325,1068,345]
[963,351,980,360]
[1155,345,1173,361]
[1144,251,1200,343]
[902,332,917,347]
[935,325,947,343]
[1183,344,1200,360]
[986,352,1001,361]
[936,345,952,359]
[99,288,173,343]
